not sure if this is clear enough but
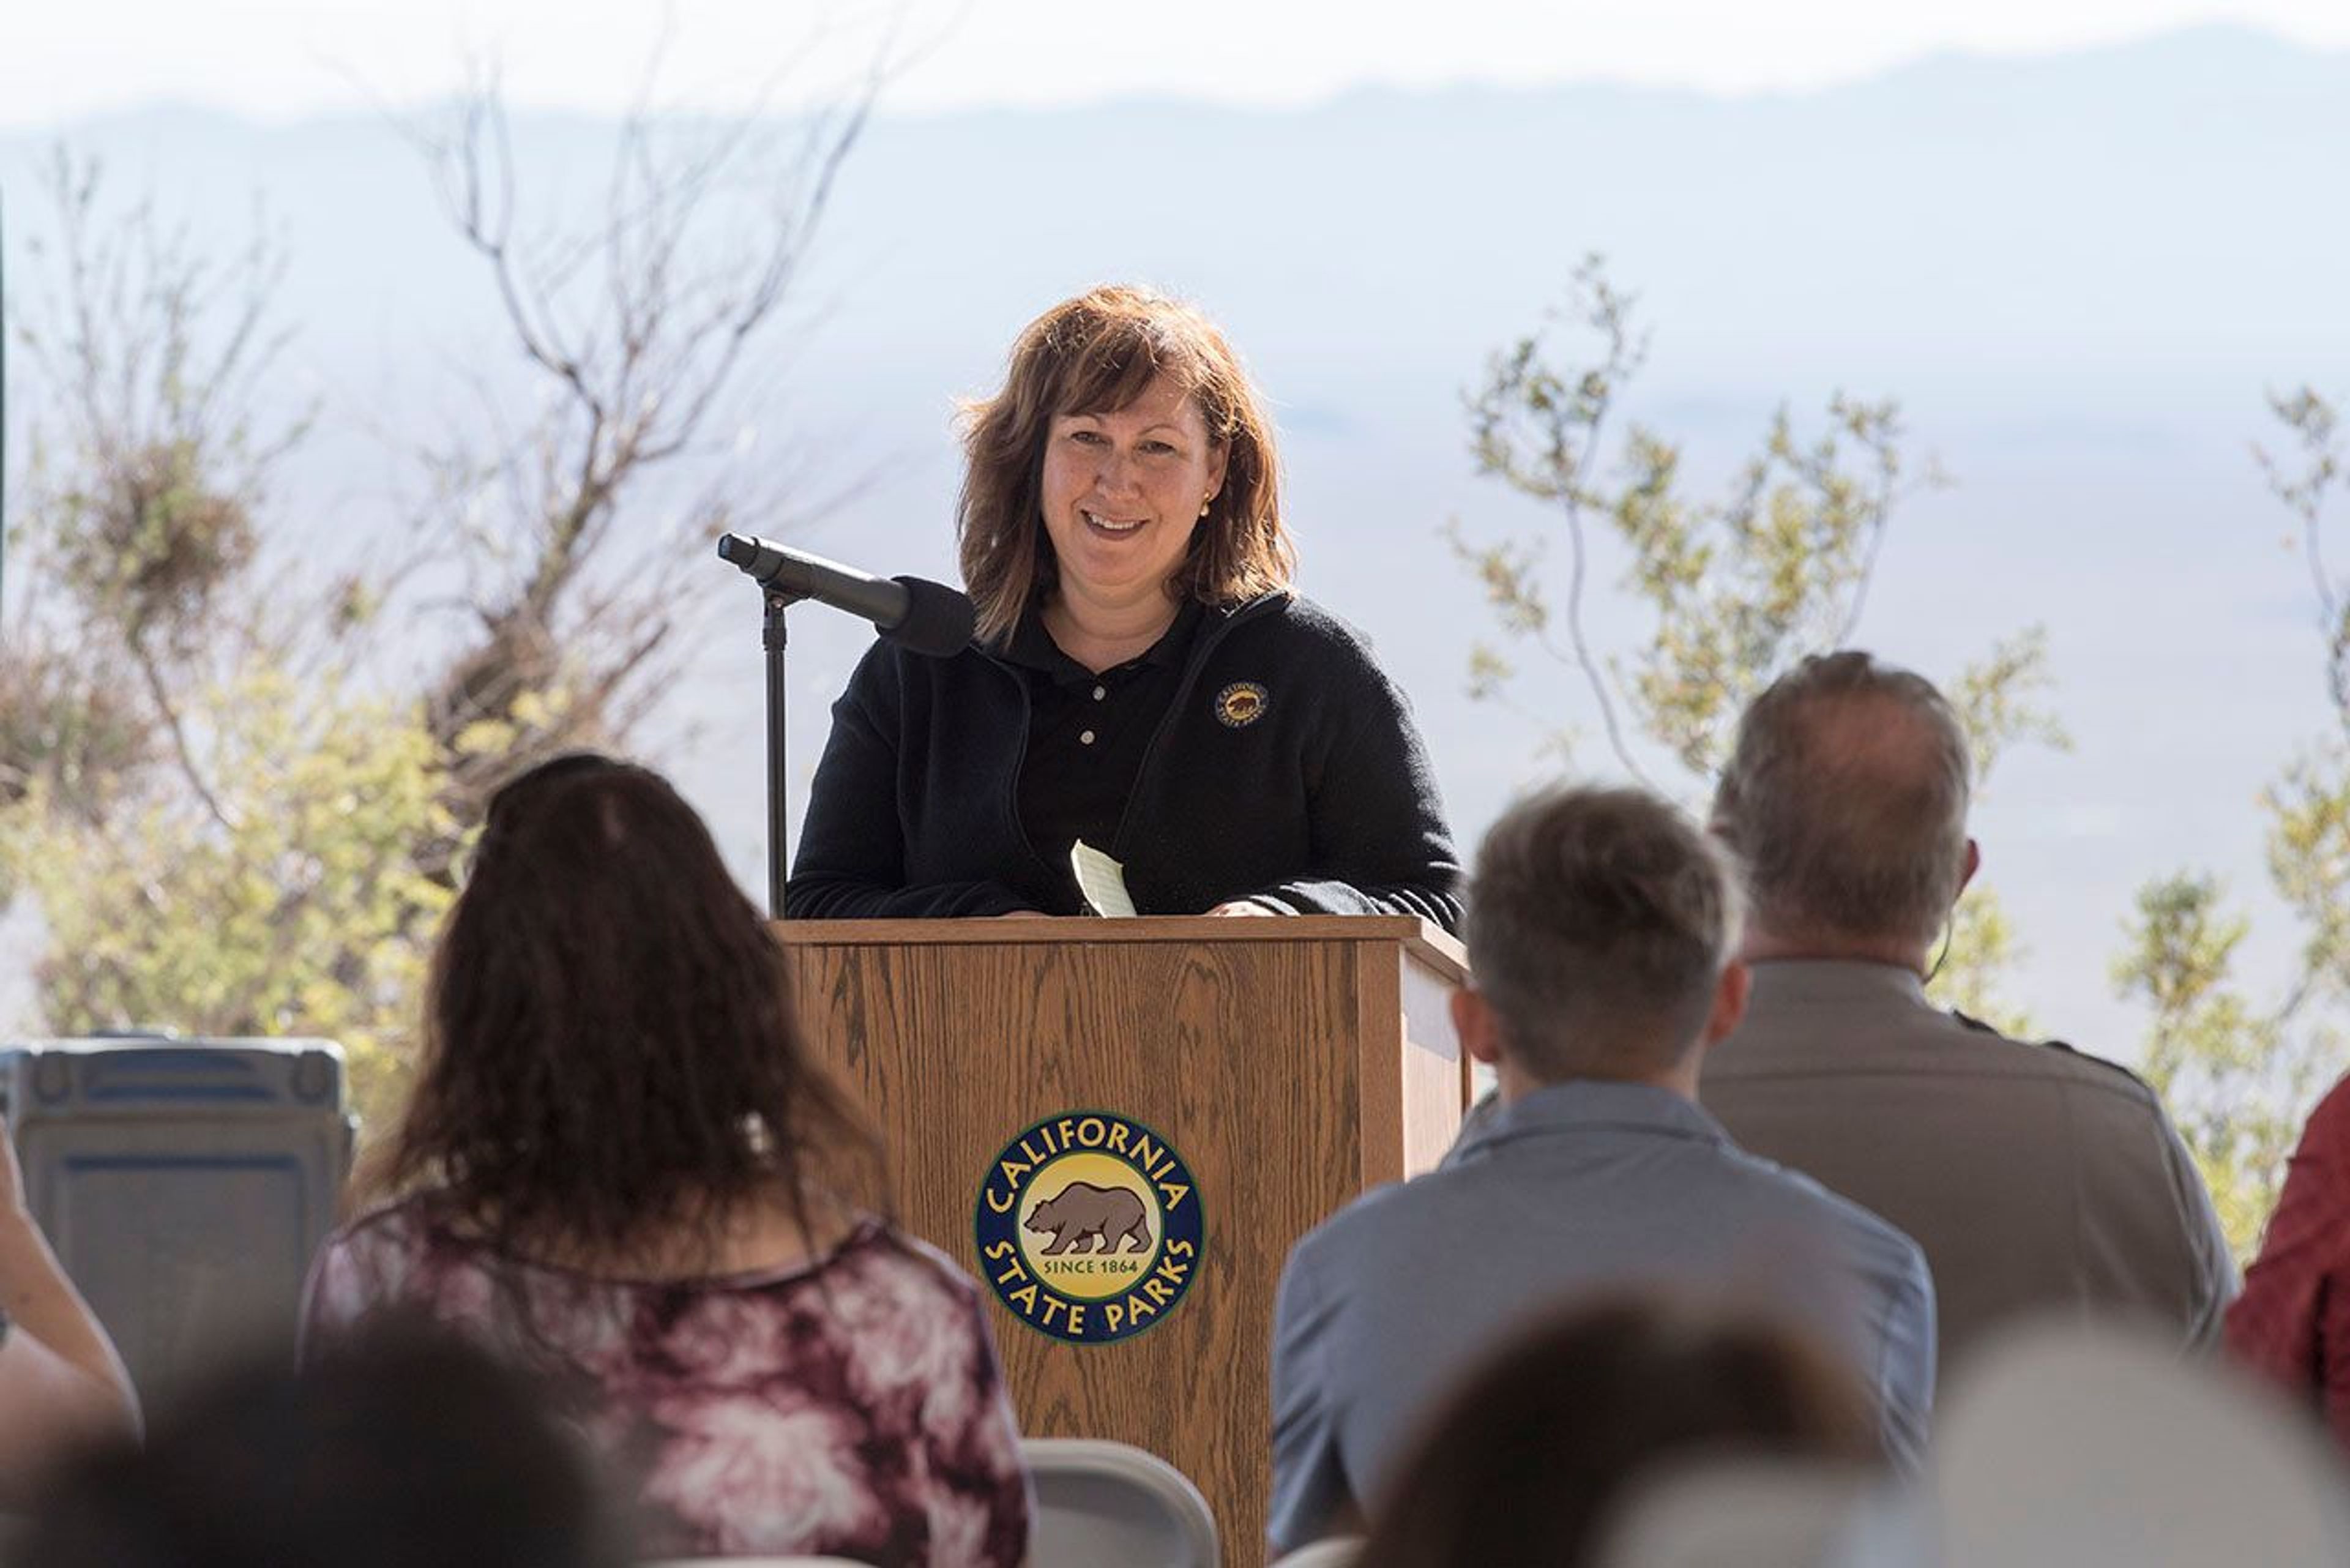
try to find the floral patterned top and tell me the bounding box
[301,1198,1031,1565]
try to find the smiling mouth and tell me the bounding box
[1082,510,1147,536]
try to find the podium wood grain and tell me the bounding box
[779,917,1468,1562]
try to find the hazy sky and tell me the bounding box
[3,4,2344,1053]
[6,0,2348,126]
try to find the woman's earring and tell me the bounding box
[1199,496,1214,517]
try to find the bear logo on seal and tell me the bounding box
[1024,1180,1153,1255]
[976,1109,1204,1344]
[1214,681,1269,728]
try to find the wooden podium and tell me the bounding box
[779,916,1469,1561]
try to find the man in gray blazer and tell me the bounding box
[1701,650,2234,1373]
[1267,785,1935,1553]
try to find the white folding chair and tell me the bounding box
[1932,1320,2350,1567]
[1594,1458,1908,1568]
[1023,1436,1219,1568]
[1269,1537,1363,1568]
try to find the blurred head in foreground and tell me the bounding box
[1354,1294,1882,1568]
[15,1320,626,1568]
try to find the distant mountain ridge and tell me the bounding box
[2,23,2346,1050]
[11,22,2345,386]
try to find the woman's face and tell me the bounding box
[1037,375,1227,620]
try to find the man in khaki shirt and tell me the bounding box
[1700,651,2234,1374]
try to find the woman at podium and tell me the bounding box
[787,286,1462,928]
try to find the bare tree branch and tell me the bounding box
[375,40,893,865]
[1465,256,1658,787]
[127,631,236,834]
[2256,387,2348,740]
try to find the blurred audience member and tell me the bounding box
[1354,1296,1882,1568]
[1267,785,1933,1553]
[301,754,1029,1565]
[1933,1320,2350,1567]
[0,1113,138,1509]
[2227,1072,2350,1452]
[15,1320,624,1568]
[1704,651,2232,1370]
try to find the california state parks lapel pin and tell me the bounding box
[1214,681,1269,728]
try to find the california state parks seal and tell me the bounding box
[1214,681,1269,728]
[974,1110,1204,1345]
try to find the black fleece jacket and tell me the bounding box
[785,592,1463,930]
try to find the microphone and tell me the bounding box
[717,533,975,657]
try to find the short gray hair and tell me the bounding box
[1464,786,1744,1081]
[1710,651,1971,949]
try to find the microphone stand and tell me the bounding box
[718,529,974,918]
[761,582,807,918]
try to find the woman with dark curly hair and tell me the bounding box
[300,754,1030,1566]
[786,285,1461,927]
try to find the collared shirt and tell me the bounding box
[2226,1073,2350,1454]
[786,592,1463,926]
[1266,1079,1935,1551]
[1002,602,1202,913]
[1701,959,2236,1373]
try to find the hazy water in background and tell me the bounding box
[5,30,2347,1063]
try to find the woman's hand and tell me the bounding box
[1205,900,1278,917]
[0,1113,144,1472]
[0,1116,26,1219]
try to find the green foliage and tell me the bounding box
[2119,387,2350,1257]
[1453,257,2063,1010]
[0,640,150,821]
[4,114,848,1140]
[0,663,455,1129]
[1614,398,1915,777]
[1456,271,2350,1260]
[1932,886,2035,1040]
[1457,259,1980,781]
[2113,873,2318,1256]
[13,148,301,654]
[2268,743,2350,995]
[2259,389,2349,731]
[1458,285,2350,1257]
[0,154,451,1135]
[1944,628,2070,790]
[51,435,257,646]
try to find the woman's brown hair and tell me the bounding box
[1354,1294,1882,1568]
[382,753,884,1271]
[957,284,1297,644]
